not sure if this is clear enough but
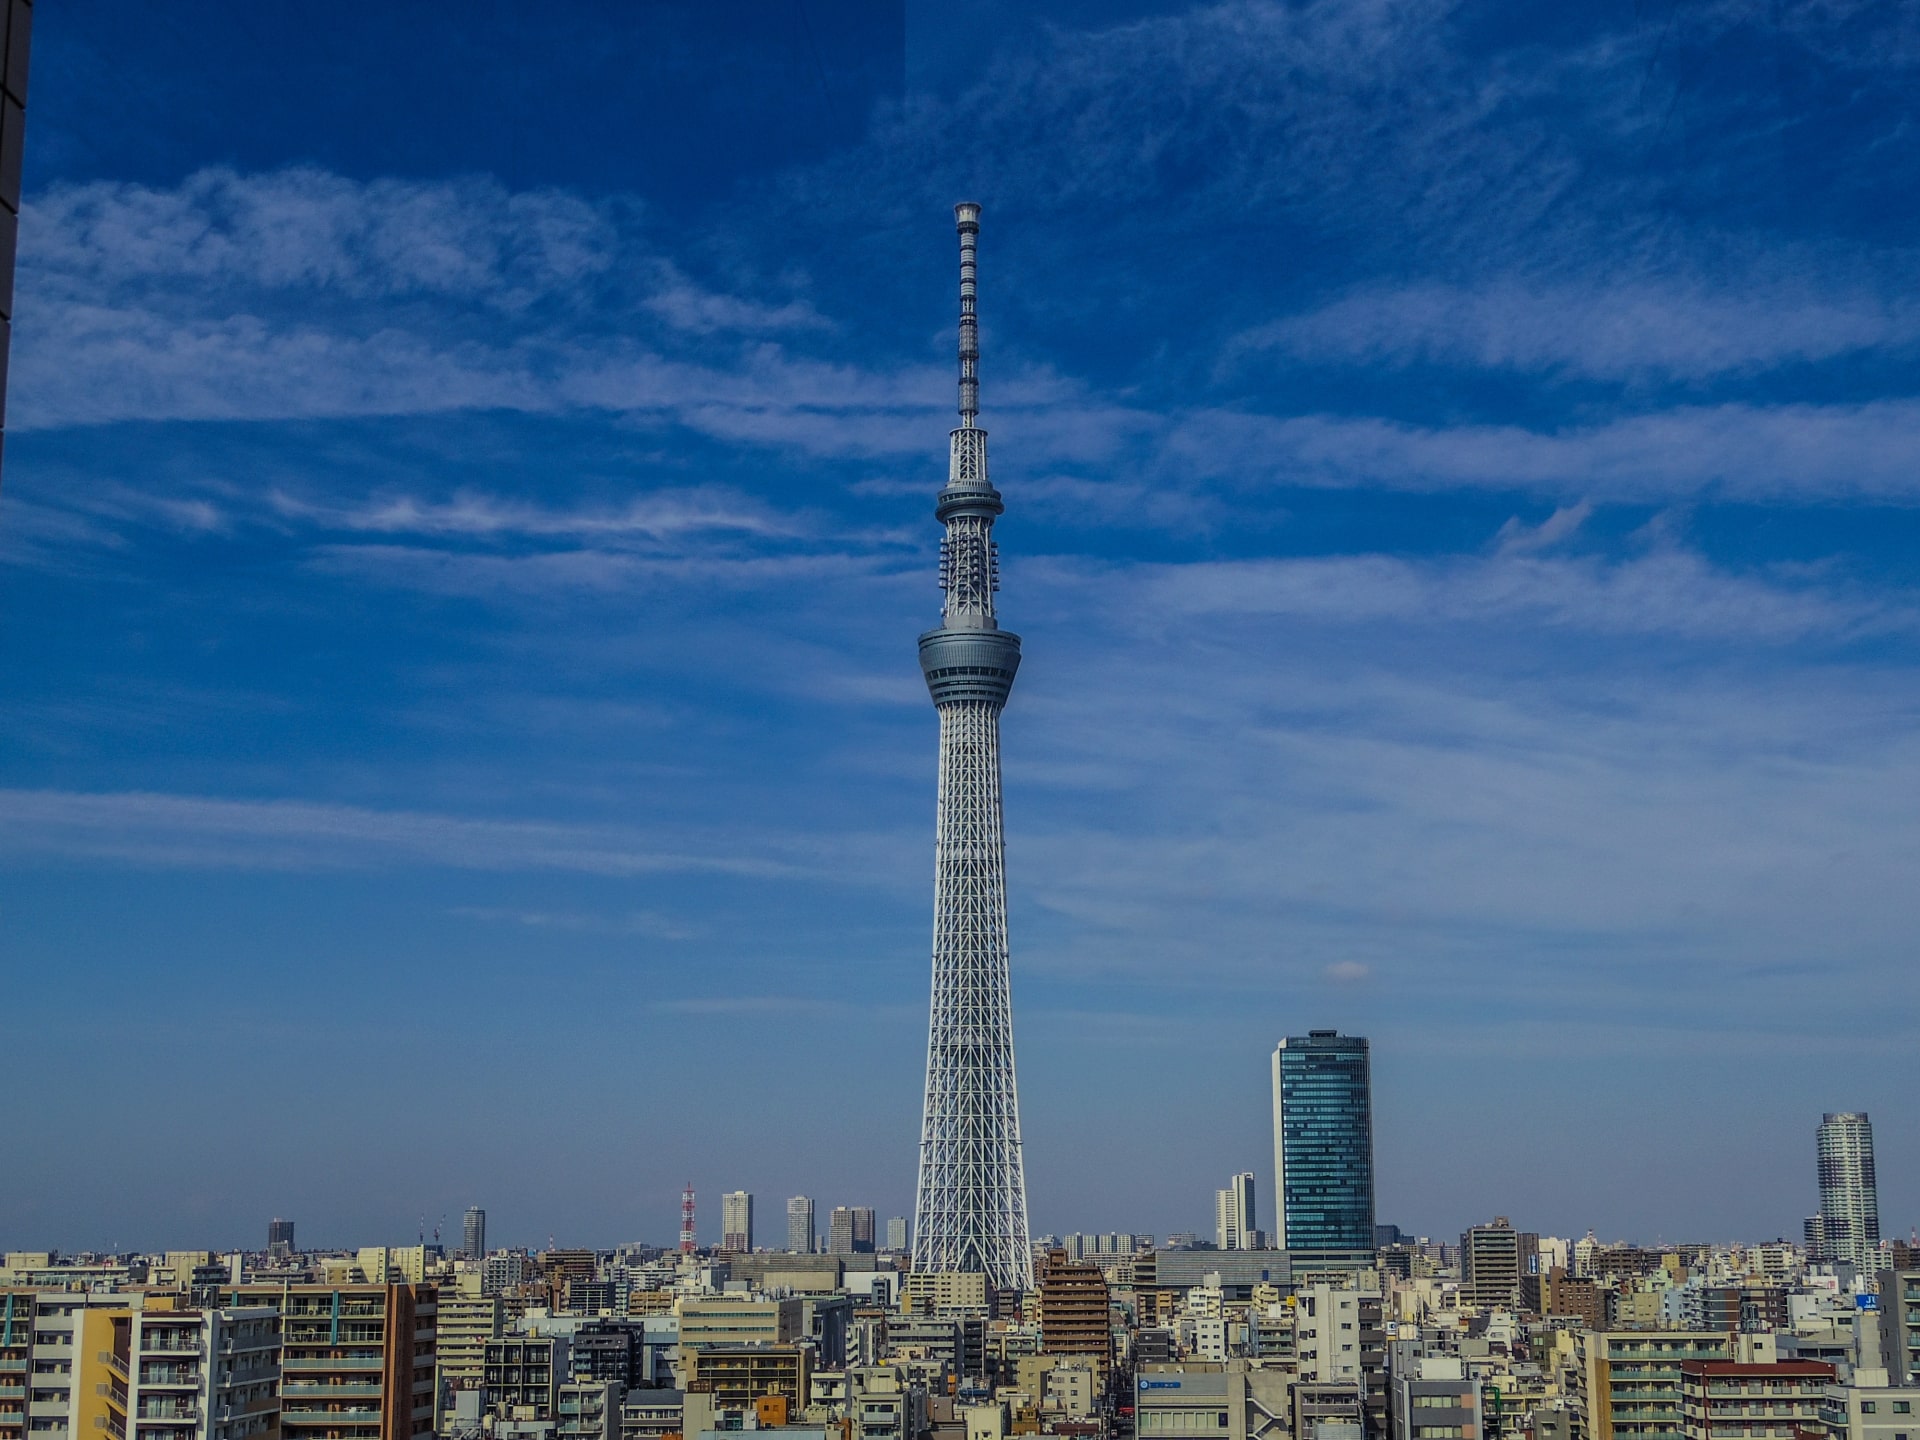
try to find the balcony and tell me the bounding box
[282,1356,384,1372]
[133,1408,198,1425]
[281,1386,384,1399]
[139,1340,199,1358]
[136,1372,198,1389]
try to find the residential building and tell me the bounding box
[1817,1379,1920,1440]
[463,1210,487,1264]
[1570,1332,1736,1440]
[721,1194,753,1254]
[619,1389,682,1440]
[1462,1219,1538,1311]
[674,1297,803,1353]
[1872,1271,1920,1385]
[904,1273,990,1318]
[482,1254,526,1297]
[484,1336,565,1420]
[1521,1269,1607,1330]
[683,1345,811,1410]
[886,1219,909,1253]
[1292,1285,1387,1436]
[1392,1356,1484,1440]
[829,1209,876,1257]
[229,1281,437,1440]
[1217,1175,1258,1253]
[557,1380,621,1440]
[1035,1252,1112,1379]
[570,1323,639,1389]
[788,1198,817,1256]
[1680,1288,1788,1336]
[845,1365,928,1440]
[0,1290,28,1440]
[434,1286,500,1415]
[1292,1379,1366,1440]
[1816,1115,1880,1268]
[1272,1032,1374,1253]
[127,1303,281,1440]
[1678,1361,1832,1440]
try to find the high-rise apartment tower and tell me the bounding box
[722,1191,753,1252]
[462,1206,486,1261]
[910,202,1033,1293]
[787,1196,816,1255]
[1215,1172,1257,1251]
[1272,1031,1375,1252]
[1815,1112,1879,1267]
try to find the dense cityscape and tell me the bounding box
[2,1077,1909,1440]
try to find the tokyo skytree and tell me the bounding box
[910,203,1033,1292]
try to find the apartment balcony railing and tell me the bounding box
[282,1355,384,1371]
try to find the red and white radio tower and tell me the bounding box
[679,1183,697,1255]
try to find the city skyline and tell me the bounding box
[4,0,1920,1248]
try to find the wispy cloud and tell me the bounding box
[450,906,701,940]
[0,788,800,878]
[1232,276,1920,381]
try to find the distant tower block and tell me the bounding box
[680,1184,697,1255]
[721,1191,753,1252]
[910,204,1033,1293]
[463,1206,486,1261]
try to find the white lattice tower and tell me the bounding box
[911,203,1033,1293]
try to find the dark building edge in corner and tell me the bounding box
[0,0,28,485]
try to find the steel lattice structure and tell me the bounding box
[910,203,1033,1293]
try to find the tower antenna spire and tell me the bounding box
[955,202,981,428]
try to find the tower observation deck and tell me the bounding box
[910,203,1033,1293]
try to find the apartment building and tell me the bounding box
[1677,1361,1832,1440]
[227,1283,435,1440]
[1570,1333,1736,1440]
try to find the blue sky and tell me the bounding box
[4,0,1919,1254]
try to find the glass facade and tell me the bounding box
[1272,1030,1374,1251]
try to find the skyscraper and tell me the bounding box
[910,202,1033,1294]
[886,1216,909,1252]
[1272,1030,1374,1252]
[1816,1111,1879,1267]
[268,1217,296,1260]
[722,1191,753,1252]
[786,1196,815,1255]
[1215,1172,1256,1251]
[463,1206,486,1261]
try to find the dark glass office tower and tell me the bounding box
[1271,1030,1374,1251]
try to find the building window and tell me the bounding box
[1896,1405,1912,1415]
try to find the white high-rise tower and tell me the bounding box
[910,203,1033,1293]
[1816,1111,1879,1267]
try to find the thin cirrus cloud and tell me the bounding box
[1231,277,1920,382]
[0,787,808,879]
